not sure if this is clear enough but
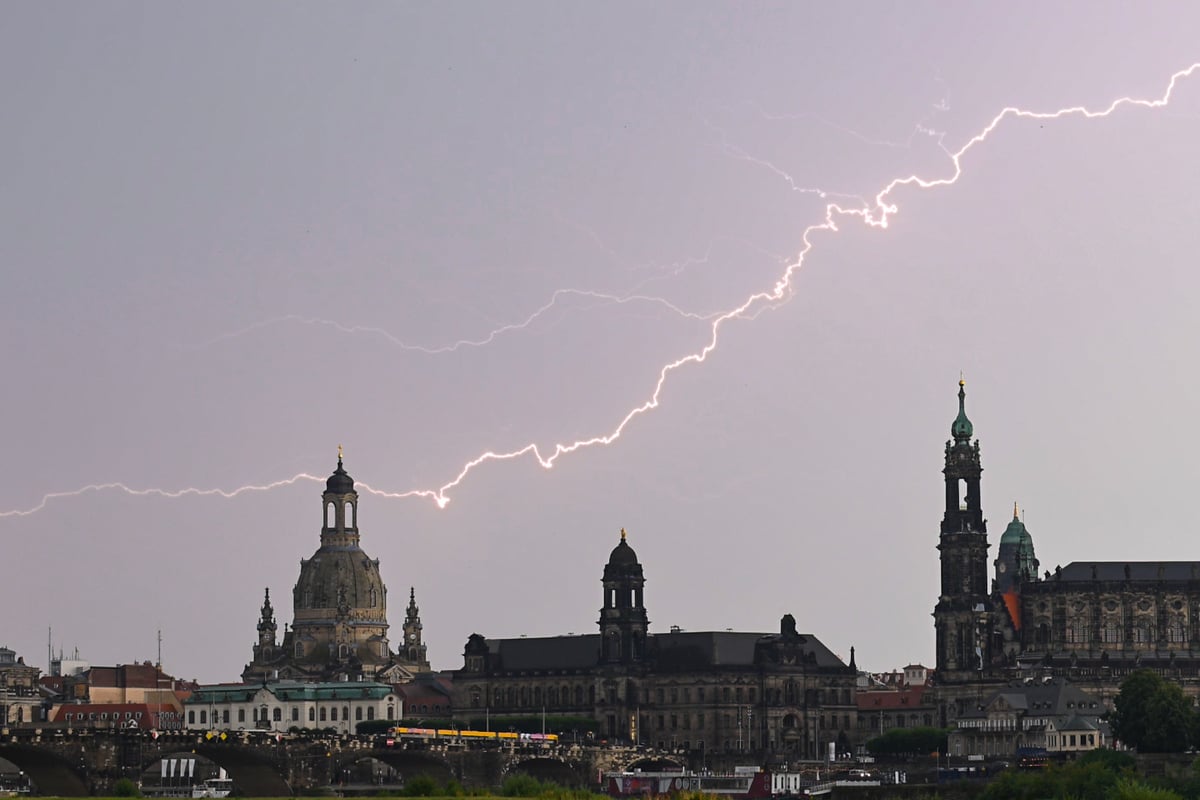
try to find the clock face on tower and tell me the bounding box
[998,562,1007,573]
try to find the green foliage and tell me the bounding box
[500,774,548,797]
[1077,748,1137,773]
[1111,670,1195,753]
[864,726,949,756]
[1110,777,1185,800]
[403,775,442,797]
[112,778,142,797]
[443,779,465,797]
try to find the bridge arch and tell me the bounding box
[0,744,90,797]
[138,744,292,797]
[336,749,453,787]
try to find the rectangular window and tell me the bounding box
[223,710,230,724]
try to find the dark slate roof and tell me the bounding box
[480,630,846,672]
[958,680,1101,721]
[486,635,601,671]
[1057,562,1200,581]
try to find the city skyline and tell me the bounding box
[4,4,1200,681]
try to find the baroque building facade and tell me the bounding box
[453,531,860,759]
[932,381,1200,724]
[242,454,430,683]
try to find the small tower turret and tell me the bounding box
[402,587,430,668]
[254,588,278,662]
[599,528,648,664]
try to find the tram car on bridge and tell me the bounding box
[384,727,558,746]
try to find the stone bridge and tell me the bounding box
[0,729,688,796]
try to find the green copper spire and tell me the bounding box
[951,379,973,441]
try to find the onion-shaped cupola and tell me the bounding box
[951,379,974,442]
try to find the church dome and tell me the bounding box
[293,545,387,618]
[607,529,640,566]
[1000,504,1032,547]
[326,455,355,494]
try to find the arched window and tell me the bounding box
[356,707,363,721]
[273,707,282,722]
[331,707,338,722]
[575,686,584,705]
[343,706,349,721]
[309,707,316,721]
[200,710,207,724]
[320,707,327,722]
[292,707,299,721]
[387,704,394,719]
[188,711,195,724]
[367,707,375,720]
[339,644,348,658]
[326,502,336,529]
[346,501,354,528]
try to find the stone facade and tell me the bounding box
[0,646,42,726]
[242,455,430,683]
[452,531,859,759]
[185,681,400,734]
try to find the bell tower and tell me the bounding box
[933,380,992,681]
[402,587,430,668]
[599,529,648,664]
[254,588,277,662]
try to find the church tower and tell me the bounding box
[402,587,430,668]
[933,380,993,680]
[253,588,278,663]
[599,529,648,664]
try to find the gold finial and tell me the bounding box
[620,527,627,541]
[959,370,965,387]
[1013,501,1019,519]
[337,444,343,462]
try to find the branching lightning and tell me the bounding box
[6,62,1199,518]
[202,288,720,354]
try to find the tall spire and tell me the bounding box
[952,379,973,441]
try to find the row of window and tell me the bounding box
[187,704,390,725]
[1058,622,1188,644]
[64,711,144,722]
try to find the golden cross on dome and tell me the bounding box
[620,527,627,541]
[338,444,343,462]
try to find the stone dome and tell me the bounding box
[326,457,355,494]
[607,529,640,566]
[293,545,387,619]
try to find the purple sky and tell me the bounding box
[4,3,1200,683]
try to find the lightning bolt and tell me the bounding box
[6,62,1199,517]
[201,288,721,355]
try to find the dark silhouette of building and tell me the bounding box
[932,381,1200,722]
[453,530,859,758]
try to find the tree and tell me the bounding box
[864,726,948,756]
[1110,669,1194,753]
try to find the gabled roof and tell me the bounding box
[856,687,931,710]
[957,680,1102,721]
